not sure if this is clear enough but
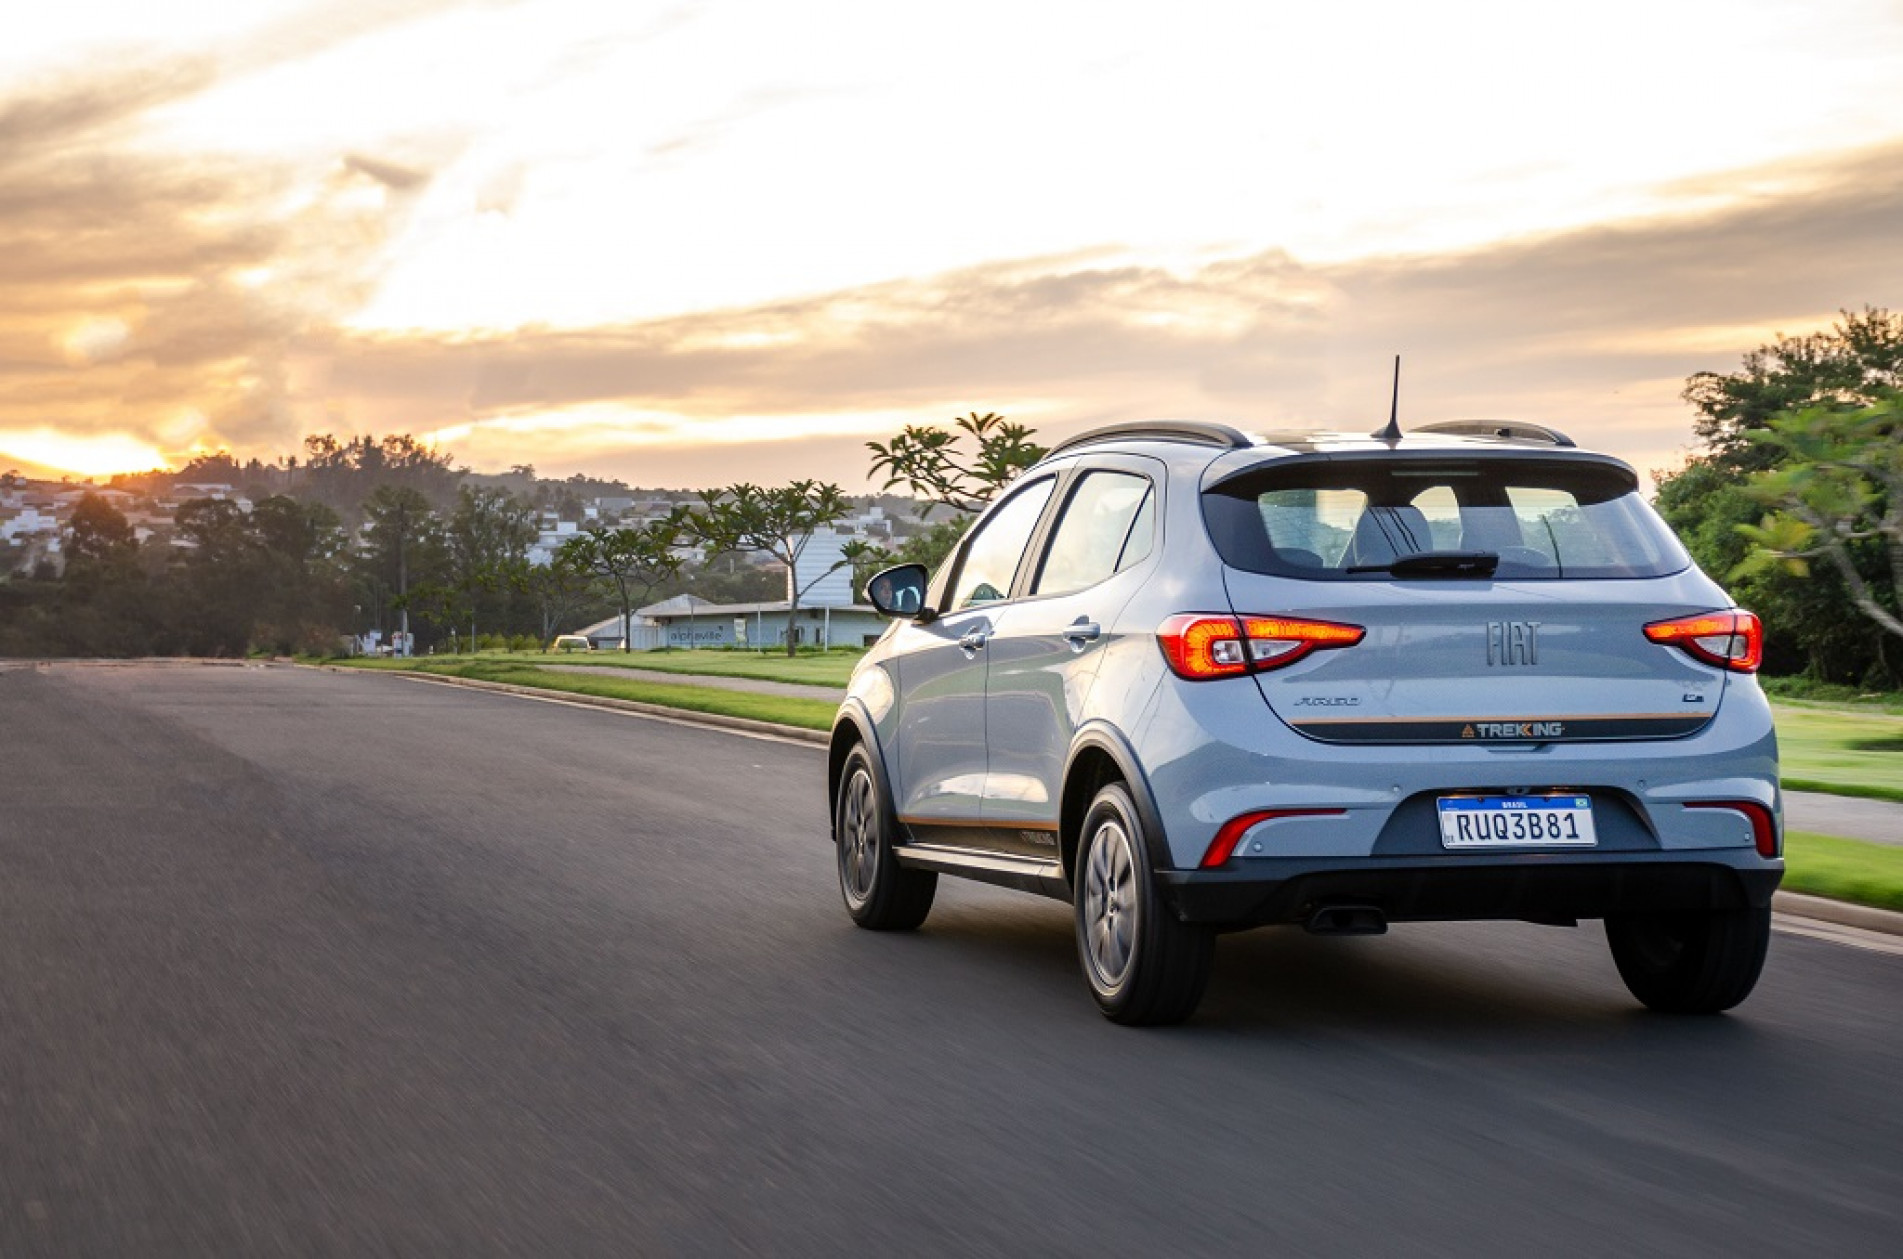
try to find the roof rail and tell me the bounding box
[1411,420,1577,448]
[1042,420,1256,460]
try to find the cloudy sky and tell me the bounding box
[3,0,1900,489]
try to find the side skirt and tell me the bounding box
[893,844,1072,902]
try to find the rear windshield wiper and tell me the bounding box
[1347,550,1500,578]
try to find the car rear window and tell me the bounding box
[1202,455,1691,580]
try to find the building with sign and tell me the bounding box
[574,596,888,651]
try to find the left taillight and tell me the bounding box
[1643,609,1762,673]
[1157,614,1365,680]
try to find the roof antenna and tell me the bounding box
[1372,355,1403,442]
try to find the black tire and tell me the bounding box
[1074,783,1214,1026]
[835,744,935,931]
[1606,907,1771,1014]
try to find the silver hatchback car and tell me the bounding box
[829,420,1779,1024]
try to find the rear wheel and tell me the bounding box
[1606,907,1771,1013]
[836,745,935,931]
[1075,783,1213,1025]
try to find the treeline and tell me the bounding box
[0,444,785,658]
[6,329,1895,676]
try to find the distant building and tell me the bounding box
[791,526,856,607]
[573,595,887,651]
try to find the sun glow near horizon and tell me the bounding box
[0,430,170,481]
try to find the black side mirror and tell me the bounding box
[865,563,933,621]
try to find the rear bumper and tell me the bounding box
[1159,849,1782,928]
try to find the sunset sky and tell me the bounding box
[4,0,1901,489]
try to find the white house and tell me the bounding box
[574,595,888,651]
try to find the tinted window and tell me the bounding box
[1033,472,1153,596]
[949,478,1055,609]
[1203,456,1690,580]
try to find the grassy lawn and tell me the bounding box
[1784,831,1903,913]
[330,658,836,730]
[382,647,859,689]
[1771,702,1903,804]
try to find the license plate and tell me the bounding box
[1438,795,1596,848]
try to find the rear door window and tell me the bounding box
[1032,471,1153,596]
[1203,456,1691,580]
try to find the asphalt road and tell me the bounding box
[2,663,1898,1256]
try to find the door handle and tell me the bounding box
[1064,620,1103,647]
[959,629,989,653]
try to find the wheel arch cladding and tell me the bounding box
[828,715,868,834]
[1063,725,1174,879]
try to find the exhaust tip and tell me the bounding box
[1305,905,1389,936]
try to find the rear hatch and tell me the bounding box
[1202,449,1737,744]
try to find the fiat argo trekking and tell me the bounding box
[830,420,1778,1025]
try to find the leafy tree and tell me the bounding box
[867,410,1045,515]
[512,551,601,647]
[300,433,460,516]
[560,518,686,652]
[685,482,853,655]
[358,485,440,654]
[443,486,535,646]
[1683,307,1903,470]
[172,498,260,655]
[53,493,157,655]
[1656,308,1902,685]
[65,492,137,569]
[250,497,350,653]
[1732,392,1902,643]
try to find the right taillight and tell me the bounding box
[1158,614,1365,680]
[1685,800,1780,857]
[1643,609,1762,673]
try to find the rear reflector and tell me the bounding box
[1158,614,1365,680]
[1643,609,1762,672]
[1684,799,1780,857]
[1201,809,1346,867]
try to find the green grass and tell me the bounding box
[1761,675,1903,715]
[331,658,836,730]
[392,647,859,688]
[1784,831,1903,913]
[1771,703,1903,804]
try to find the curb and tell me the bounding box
[315,663,831,746]
[314,664,1903,935]
[1773,891,1903,937]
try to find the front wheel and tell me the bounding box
[835,745,935,931]
[1074,783,1213,1025]
[1606,907,1771,1013]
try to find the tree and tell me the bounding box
[560,518,685,652]
[1683,307,1903,469]
[512,551,600,647]
[172,497,261,655]
[57,492,156,655]
[65,493,137,568]
[1732,392,1902,643]
[1656,308,1903,685]
[686,482,854,655]
[249,496,349,654]
[867,410,1045,515]
[444,486,535,647]
[359,485,439,654]
[300,433,460,516]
